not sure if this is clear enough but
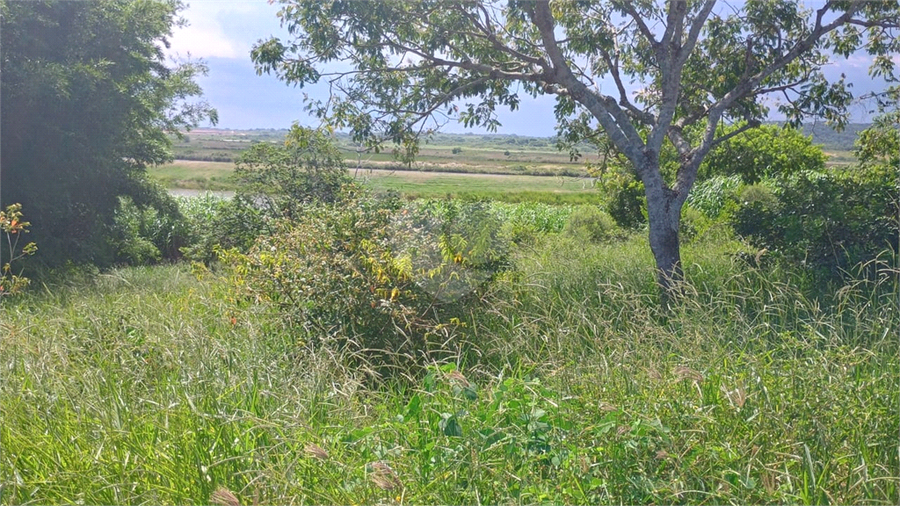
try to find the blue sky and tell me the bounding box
[168,1,893,135]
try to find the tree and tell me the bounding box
[698,124,827,184]
[0,0,216,268]
[854,86,899,167]
[234,125,351,218]
[251,0,899,295]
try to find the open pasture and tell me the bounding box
[150,161,601,202]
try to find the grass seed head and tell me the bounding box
[304,442,329,460]
[369,461,402,490]
[211,487,240,506]
[674,365,703,382]
[446,370,470,386]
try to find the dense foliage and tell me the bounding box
[222,192,509,375]
[698,124,827,183]
[233,126,352,217]
[0,0,215,269]
[731,165,899,274]
[252,0,900,291]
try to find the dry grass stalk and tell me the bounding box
[211,487,240,506]
[369,461,402,490]
[674,365,703,382]
[304,442,329,460]
[722,385,748,408]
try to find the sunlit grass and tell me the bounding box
[2,228,897,504]
[150,161,601,202]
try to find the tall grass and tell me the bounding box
[2,233,897,504]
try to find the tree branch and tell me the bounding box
[530,1,646,164]
[598,47,655,125]
[616,1,661,55]
[713,1,863,117]
[677,0,718,67]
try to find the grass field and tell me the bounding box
[3,227,897,505]
[150,160,237,190]
[150,160,603,203]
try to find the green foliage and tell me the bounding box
[0,203,38,296]
[3,235,898,504]
[854,87,899,168]
[490,201,573,243]
[178,195,264,265]
[732,167,899,274]
[109,181,196,265]
[0,0,215,269]
[221,194,509,374]
[686,175,744,218]
[233,126,351,219]
[699,124,827,183]
[600,171,647,230]
[112,198,165,265]
[564,206,620,243]
[678,206,713,244]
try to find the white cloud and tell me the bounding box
[166,1,276,60]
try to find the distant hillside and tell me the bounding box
[801,123,869,151]
[182,122,871,159]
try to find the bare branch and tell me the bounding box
[661,0,687,50]
[707,119,761,151]
[598,47,654,124]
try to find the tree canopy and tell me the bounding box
[0,0,216,268]
[252,0,899,294]
[698,124,827,184]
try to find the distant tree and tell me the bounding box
[233,126,351,218]
[0,0,216,268]
[252,0,899,295]
[699,124,827,184]
[854,86,899,167]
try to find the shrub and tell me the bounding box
[595,168,647,230]
[564,205,619,243]
[222,193,509,376]
[699,123,826,183]
[233,125,350,219]
[731,166,899,274]
[686,174,743,219]
[178,195,264,265]
[111,185,192,265]
[112,198,164,265]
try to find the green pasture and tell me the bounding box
[150,161,601,203]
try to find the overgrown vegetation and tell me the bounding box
[2,0,898,502]
[730,165,899,274]
[0,0,215,270]
[3,227,897,504]
[3,123,898,504]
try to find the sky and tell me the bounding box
[167,1,893,136]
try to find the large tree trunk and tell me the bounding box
[641,163,685,301]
